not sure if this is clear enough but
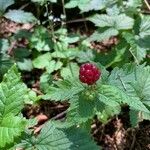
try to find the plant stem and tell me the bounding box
[61,0,66,27]
[144,0,150,11]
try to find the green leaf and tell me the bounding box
[0,65,28,148]
[0,65,28,118]
[88,27,118,42]
[40,72,52,93]
[95,40,128,67]
[33,53,51,69]
[122,32,147,62]
[29,26,53,52]
[0,39,9,56]
[129,109,139,127]
[77,50,94,63]
[65,0,115,12]
[89,14,134,30]
[0,0,14,14]
[108,64,150,114]
[42,79,84,101]
[99,84,149,113]
[17,121,99,150]
[0,115,26,148]
[0,57,14,78]
[46,60,63,73]
[0,39,13,76]
[126,0,142,8]
[13,48,31,59]
[61,63,79,79]
[17,59,33,71]
[139,16,150,37]
[4,10,37,23]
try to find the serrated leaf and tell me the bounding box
[61,63,79,79]
[0,115,26,148]
[89,14,134,30]
[122,32,147,62]
[65,0,115,12]
[4,10,37,23]
[0,65,28,118]
[0,0,14,14]
[42,79,84,101]
[99,84,149,113]
[88,27,118,42]
[17,121,99,150]
[46,60,63,73]
[139,16,150,37]
[17,59,33,71]
[29,26,53,52]
[33,53,51,69]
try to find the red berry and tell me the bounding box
[79,63,101,85]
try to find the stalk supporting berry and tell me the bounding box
[79,63,101,85]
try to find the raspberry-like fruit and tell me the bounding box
[79,63,101,85]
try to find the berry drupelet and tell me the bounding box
[79,63,101,85]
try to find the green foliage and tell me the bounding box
[16,121,99,150]
[1,0,150,149]
[4,10,37,23]
[65,0,115,12]
[0,65,28,148]
[29,26,53,52]
[88,14,134,42]
[42,78,84,101]
[0,0,14,14]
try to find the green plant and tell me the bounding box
[1,0,150,149]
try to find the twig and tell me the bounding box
[19,3,30,10]
[82,14,88,32]
[32,88,43,95]
[65,18,87,24]
[51,110,67,120]
[144,0,150,11]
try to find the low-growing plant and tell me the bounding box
[1,0,150,149]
